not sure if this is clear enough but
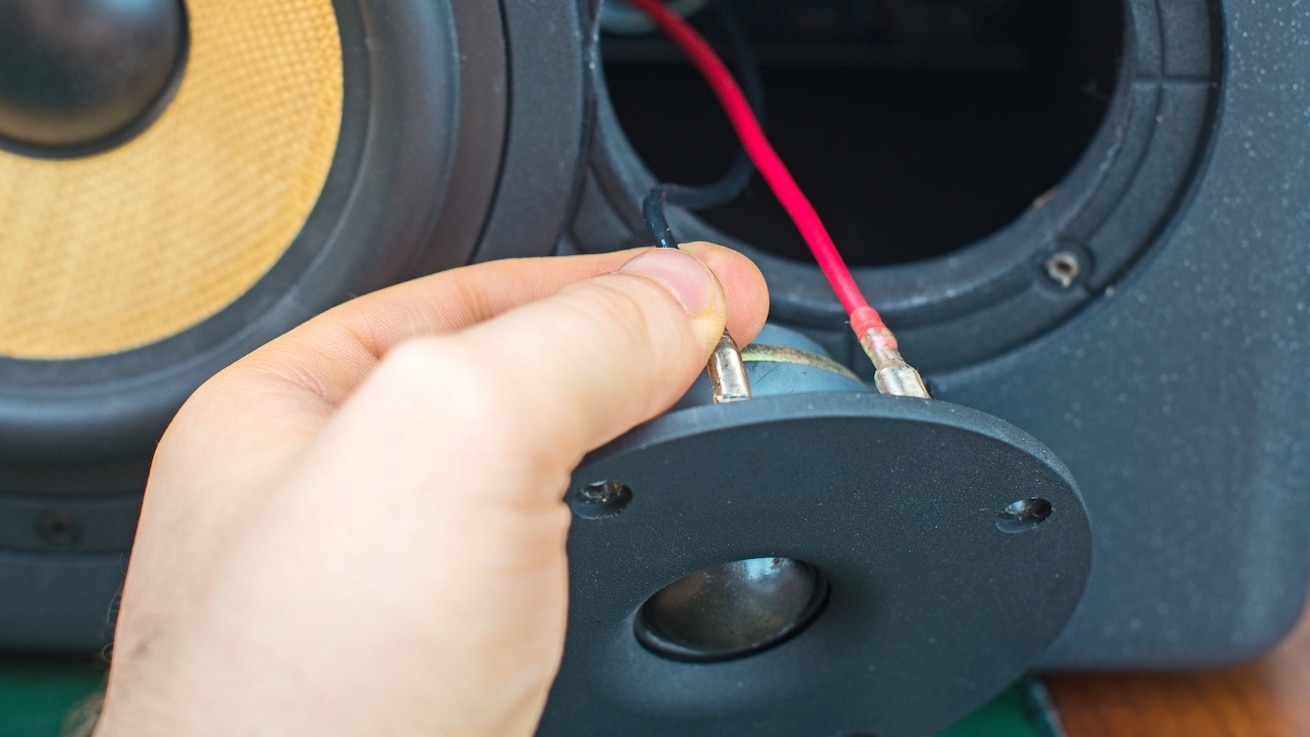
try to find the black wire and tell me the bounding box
[643,0,763,248]
[643,189,680,249]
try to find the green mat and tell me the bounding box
[0,658,1059,737]
[0,659,105,737]
[940,680,1061,737]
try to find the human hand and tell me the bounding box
[92,243,769,737]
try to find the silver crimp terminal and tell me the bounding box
[860,329,931,399]
[707,331,752,403]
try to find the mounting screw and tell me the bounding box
[1043,251,1081,288]
[570,480,634,519]
[996,498,1053,533]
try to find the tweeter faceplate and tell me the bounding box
[548,388,1091,737]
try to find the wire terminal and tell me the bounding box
[707,331,752,403]
[860,328,930,399]
[627,0,928,402]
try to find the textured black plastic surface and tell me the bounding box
[936,0,1310,667]
[547,392,1090,737]
[571,0,1310,669]
[470,0,588,262]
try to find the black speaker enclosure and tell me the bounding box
[0,0,1306,704]
[566,0,1310,671]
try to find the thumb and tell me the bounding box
[94,245,767,737]
[456,244,734,460]
[194,245,756,736]
[301,245,747,505]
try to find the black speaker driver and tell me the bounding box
[0,0,589,650]
[548,334,1092,737]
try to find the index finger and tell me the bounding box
[230,243,767,411]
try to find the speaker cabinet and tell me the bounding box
[1,1,1308,735]
[568,0,1310,672]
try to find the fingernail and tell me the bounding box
[618,248,715,314]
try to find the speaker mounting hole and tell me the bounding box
[601,0,1124,266]
[996,497,1053,533]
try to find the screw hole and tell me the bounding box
[996,498,1052,533]
[37,511,81,547]
[1043,251,1081,288]
[570,480,634,519]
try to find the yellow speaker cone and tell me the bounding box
[0,0,343,359]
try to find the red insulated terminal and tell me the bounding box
[852,307,929,399]
[627,0,929,400]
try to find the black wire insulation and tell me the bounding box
[643,0,763,248]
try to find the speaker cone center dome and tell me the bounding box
[0,0,186,154]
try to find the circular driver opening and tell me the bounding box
[634,556,830,662]
[601,0,1124,266]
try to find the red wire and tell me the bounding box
[624,0,892,343]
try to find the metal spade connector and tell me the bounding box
[706,331,752,403]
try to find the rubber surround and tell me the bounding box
[570,0,1222,372]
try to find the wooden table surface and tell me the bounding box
[1045,601,1310,737]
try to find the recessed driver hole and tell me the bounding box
[602,0,1124,265]
[996,497,1053,533]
